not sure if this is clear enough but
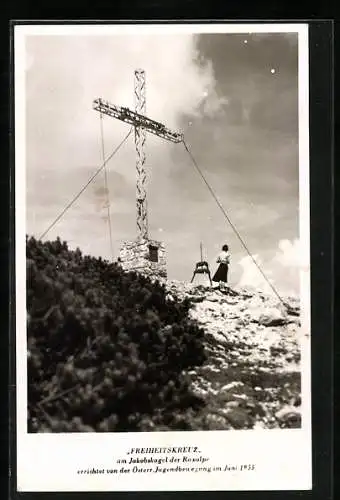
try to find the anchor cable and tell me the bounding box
[99,113,114,262]
[181,138,286,307]
[39,128,133,240]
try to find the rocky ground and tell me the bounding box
[165,281,304,430]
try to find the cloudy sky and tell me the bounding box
[24,28,304,296]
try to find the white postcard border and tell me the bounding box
[15,22,311,492]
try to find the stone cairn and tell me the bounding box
[119,237,167,281]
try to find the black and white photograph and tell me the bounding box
[15,23,312,492]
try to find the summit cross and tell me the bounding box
[93,69,183,239]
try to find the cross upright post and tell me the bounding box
[134,69,148,239]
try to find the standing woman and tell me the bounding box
[212,244,230,287]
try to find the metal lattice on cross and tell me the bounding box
[93,69,183,240]
[134,70,147,238]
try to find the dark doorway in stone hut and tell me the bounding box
[148,244,159,263]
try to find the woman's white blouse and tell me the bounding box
[216,251,230,264]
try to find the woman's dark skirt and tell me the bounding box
[212,263,229,283]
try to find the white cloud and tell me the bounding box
[274,238,300,267]
[237,254,275,295]
[237,238,301,297]
[25,34,225,166]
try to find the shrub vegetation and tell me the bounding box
[26,236,206,432]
